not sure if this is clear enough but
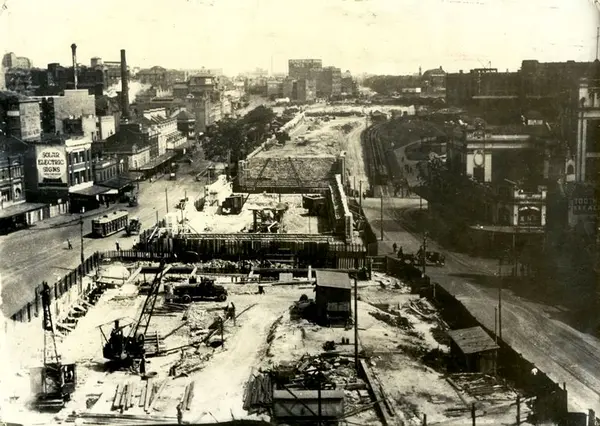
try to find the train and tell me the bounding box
[91,211,130,238]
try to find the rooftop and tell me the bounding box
[447,326,499,355]
[315,270,352,289]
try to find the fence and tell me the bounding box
[138,230,367,269]
[378,256,597,425]
[10,252,101,323]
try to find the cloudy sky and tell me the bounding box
[0,0,598,75]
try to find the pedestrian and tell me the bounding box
[392,242,397,253]
[140,354,146,375]
[115,241,120,251]
[258,285,265,295]
[67,239,73,250]
[230,302,236,326]
[176,402,183,425]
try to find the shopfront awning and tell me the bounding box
[69,185,110,197]
[98,175,135,191]
[136,152,178,172]
[0,202,48,220]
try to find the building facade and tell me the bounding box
[2,53,32,70]
[0,154,25,209]
[0,97,42,142]
[296,79,317,103]
[289,59,322,81]
[317,67,341,98]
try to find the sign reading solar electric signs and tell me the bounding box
[36,146,68,187]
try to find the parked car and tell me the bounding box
[173,277,228,303]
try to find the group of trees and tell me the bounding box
[203,105,291,174]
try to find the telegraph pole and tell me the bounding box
[596,26,599,61]
[421,232,428,275]
[380,193,384,241]
[80,208,85,265]
[354,277,359,371]
[165,188,169,214]
[359,181,362,208]
[498,257,503,341]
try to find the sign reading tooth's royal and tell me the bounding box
[36,146,68,184]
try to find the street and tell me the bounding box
[361,195,600,415]
[0,156,207,318]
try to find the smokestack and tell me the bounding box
[71,43,78,90]
[120,49,130,120]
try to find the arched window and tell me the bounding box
[566,164,574,175]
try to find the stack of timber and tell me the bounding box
[143,331,165,356]
[243,373,273,414]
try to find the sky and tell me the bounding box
[0,0,599,76]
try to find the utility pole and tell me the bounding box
[354,277,359,372]
[498,257,503,341]
[317,361,323,426]
[597,27,599,61]
[380,193,384,241]
[79,210,85,266]
[359,181,362,208]
[165,188,169,214]
[421,232,428,275]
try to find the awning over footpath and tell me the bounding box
[0,202,47,220]
[98,175,135,191]
[69,185,110,197]
[172,139,197,152]
[136,152,177,172]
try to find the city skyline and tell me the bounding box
[0,0,598,76]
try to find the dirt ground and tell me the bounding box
[185,193,323,234]
[1,267,531,426]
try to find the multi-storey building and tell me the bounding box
[0,95,42,142]
[288,59,322,81]
[296,79,317,103]
[2,53,32,70]
[317,67,341,98]
[0,153,25,209]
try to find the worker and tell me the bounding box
[176,402,183,424]
[392,242,397,253]
[140,354,146,375]
[230,302,236,326]
[258,285,265,295]
[115,241,120,251]
[67,239,73,250]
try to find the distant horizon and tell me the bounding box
[1,0,597,76]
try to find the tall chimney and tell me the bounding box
[120,49,130,119]
[71,43,78,90]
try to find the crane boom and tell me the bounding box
[131,261,171,340]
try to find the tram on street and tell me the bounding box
[91,211,129,238]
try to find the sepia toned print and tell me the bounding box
[0,0,599,425]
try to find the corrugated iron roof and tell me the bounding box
[447,326,499,355]
[315,270,351,289]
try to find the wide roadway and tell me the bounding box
[361,194,600,415]
[0,153,209,319]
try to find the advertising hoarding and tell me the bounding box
[36,146,68,186]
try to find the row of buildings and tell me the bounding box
[254,59,358,102]
[415,59,600,312]
[0,48,197,231]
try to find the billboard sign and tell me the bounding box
[36,146,68,186]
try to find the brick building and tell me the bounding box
[0,96,42,142]
[288,59,322,81]
[317,67,342,98]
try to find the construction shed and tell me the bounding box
[315,270,351,327]
[272,389,345,423]
[447,326,499,374]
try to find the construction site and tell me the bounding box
[1,104,582,426]
[2,258,537,426]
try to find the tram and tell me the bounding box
[91,211,129,238]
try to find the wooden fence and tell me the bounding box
[10,252,101,322]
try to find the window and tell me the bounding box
[14,187,21,199]
[473,166,485,183]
